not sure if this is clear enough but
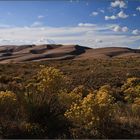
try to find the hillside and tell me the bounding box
[0,44,140,63]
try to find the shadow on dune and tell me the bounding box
[23,45,90,61]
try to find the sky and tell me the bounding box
[0,0,140,48]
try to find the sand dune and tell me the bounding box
[75,47,140,60]
[0,44,139,63]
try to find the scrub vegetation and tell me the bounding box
[0,58,140,138]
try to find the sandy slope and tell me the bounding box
[75,47,140,60]
[0,44,139,63]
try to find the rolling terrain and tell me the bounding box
[0,48,140,139]
[0,44,140,63]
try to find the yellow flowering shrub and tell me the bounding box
[24,66,67,106]
[96,85,114,105]
[71,85,89,97]
[121,77,140,103]
[23,66,68,135]
[65,85,115,138]
[132,98,140,115]
[0,91,18,119]
[37,66,66,93]
[58,86,87,109]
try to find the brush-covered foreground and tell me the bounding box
[0,58,140,139]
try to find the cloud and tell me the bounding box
[112,26,140,36]
[105,15,117,20]
[133,14,136,17]
[122,26,128,32]
[111,0,126,8]
[132,29,140,35]
[117,11,128,18]
[69,0,79,3]
[136,6,140,11]
[34,38,55,45]
[105,11,128,20]
[112,25,122,32]
[0,24,139,48]
[112,25,128,32]
[78,23,96,27]
[31,21,43,27]
[38,15,45,19]
[91,9,104,17]
[99,9,105,13]
[95,39,103,43]
[91,11,98,16]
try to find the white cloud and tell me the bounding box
[133,14,136,17]
[111,0,126,8]
[91,9,104,17]
[69,0,79,3]
[34,38,55,45]
[136,6,140,11]
[38,15,45,19]
[105,15,117,20]
[78,23,96,27]
[112,25,122,32]
[117,11,128,18]
[132,29,140,35]
[31,21,43,27]
[100,9,105,13]
[112,25,128,32]
[122,26,128,32]
[0,24,139,48]
[91,11,98,16]
[105,11,128,20]
[95,39,103,43]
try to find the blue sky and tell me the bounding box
[0,0,139,48]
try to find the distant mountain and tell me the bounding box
[34,39,56,45]
[0,44,139,63]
